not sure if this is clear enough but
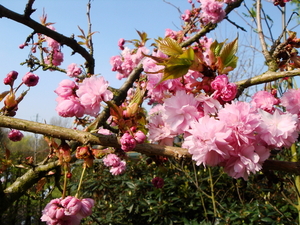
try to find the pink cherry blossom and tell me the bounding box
[200,0,226,25]
[134,130,146,144]
[103,154,121,167]
[181,9,191,22]
[8,129,24,142]
[22,72,39,87]
[281,88,300,115]
[222,144,261,180]
[55,96,85,118]
[110,47,147,80]
[211,74,237,102]
[218,101,261,146]
[66,63,82,78]
[76,76,113,117]
[165,29,178,39]
[251,91,279,113]
[110,160,126,175]
[163,90,202,134]
[147,105,174,144]
[41,196,94,225]
[120,132,136,152]
[195,93,221,116]
[256,109,299,148]
[54,79,78,98]
[183,115,232,166]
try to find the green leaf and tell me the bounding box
[219,37,238,69]
[126,181,136,189]
[155,37,183,56]
[159,57,192,83]
[210,39,226,56]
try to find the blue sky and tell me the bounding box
[0,0,298,123]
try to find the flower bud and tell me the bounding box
[75,146,91,159]
[4,93,18,109]
[22,72,39,87]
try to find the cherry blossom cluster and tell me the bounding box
[103,153,127,175]
[41,196,94,225]
[54,75,113,117]
[110,46,149,80]
[147,89,300,180]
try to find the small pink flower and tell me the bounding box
[251,91,279,113]
[76,76,113,117]
[256,109,298,148]
[134,130,146,144]
[281,88,300,115]
[152,177,164,188]
[120,132,136,152]
[8,129,24,142]
[164,90,201,134]
[110,160,126,175]
[80,198,95,217]
[103,154,121,167]
[22,72,39,87]
[41,196,94,225]
[200,0,226,25]
[55,96,85,118]
[211,74,237,102]
[54,79,78,98]
[66,63,82,78]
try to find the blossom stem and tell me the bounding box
[62,163,68,199]
[208,167,217,218]
[75,163,87,198]
[290,143,300,224]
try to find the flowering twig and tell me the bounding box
[0,4,95,74]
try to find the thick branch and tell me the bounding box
[0,115,186,158]
[0,161,59,215]
[235,69,300,96]
[0,4,95,74]
[1,115,300,176]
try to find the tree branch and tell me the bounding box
[235,69,300,97]
[0,4,95,74]
[1,115,300,176]
[0,160,59,215]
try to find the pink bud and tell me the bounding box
[22,72,39,87]
[4,71,18,86]
[8,129,24,142]
[75,146,91,159]
[19,43,27,49]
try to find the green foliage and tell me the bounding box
[71,155,298,225]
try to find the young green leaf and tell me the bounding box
[155,37,183,56]
[219,37,238,69]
